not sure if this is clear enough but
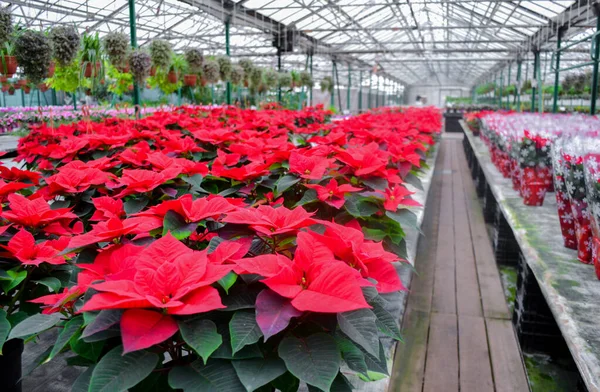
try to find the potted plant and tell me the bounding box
[23,84,30,94]
[149,39,172,72]
[81,32,103,78]
[14,30,52,85]
[0,7,12,47]
[38,82,49,92]
[300,70,313,88]
[230,64,244,86]
[183,73,197,87]
[202,58,219,85]
[7,84,14,94]
[239,58,254,87]
[185,47,203,73]
[103,31,129,71]
[278,71,292,90]
[0,9,15,77]
[1,83,8,92]
[320,76,334,95]
[49,25,79,71]
[217,55,232,82]
[128,48,151,85]
[167,54,186,84]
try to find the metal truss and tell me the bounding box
[8,0,589,88]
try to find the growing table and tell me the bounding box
[462,121,600,392]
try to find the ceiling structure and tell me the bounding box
[7,0,600,90]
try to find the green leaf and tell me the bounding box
[278,333,341,391]
[362,177,388,191]
[294,188,318,207]
[275,175,300,196]
[232,358,287,392]
[71,365,95,392]
[179,319,222,364]
[168,359,246,392]
[218,272,238,294]
[405,173,424,191]
[163,210,198,240]
[1,269,27,292]
[386,209,421,234]
[271,372,300,392]
[70,330,105,361]
[0,310,10,354]
[369,295,402,341]
[362,227,387,241]
[307,373,354,392]
[344,194,379,217]
[337,309,379,358]
[334,336,368,377]
[182,174,204,189]
[89,346,159,392]
[360,341,388,376]
[34,277,62,293]
[124,197,149,215]
[8,313,62,340]
[82,309,123,339]
[230,311,263,355]
[49,316,83,360]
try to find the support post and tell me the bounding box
[358,70,363,112]
[532,51,539,113]
[592,13,600,114]
[277,49,282,104]
[368,71,372,109]
[516,60,522,112]
[309,51,313,106]
[507,62,512,109]
[330,61,335,108]
[537,50,543,113]
[225,17,231,105]
[376,77,380,107]
[347,63,351,112]
[553,28,564,113]
[334,61,342,109]
[499,70,503,108]
[128,0,140,115]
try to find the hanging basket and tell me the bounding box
[150,66,156,76]
[83,61,101,78]
[38,83,49,93]
[47,61,55,77]
[0,55,17,77]
[184,74,197,87]
[167,71,177,84]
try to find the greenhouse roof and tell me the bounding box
[8,0,599,88]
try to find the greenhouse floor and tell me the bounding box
[390,134,530,392]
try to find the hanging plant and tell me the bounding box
[103,31,129,68]
[202,58,220,84]
[300,70,313,88]
[50,26,80,67]
[0,8,12,47]
[320,76,334,94]
[128,49,151,84]
[250,66,263,89]
[230,64,244,85]
[239,58,253,85]
[185,48,203,73]
[14,30,52,84]
[149,39,172,70]
[217,55,232,81]
[263,68,278,90]
[278,72,292,89]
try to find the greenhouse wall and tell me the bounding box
[407,84,470,107]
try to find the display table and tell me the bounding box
[461,121,600,392]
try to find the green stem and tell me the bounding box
[7,269,32,314]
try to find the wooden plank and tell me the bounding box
[458,315,495,392]
[486,318,530,392]
[432,141,456,315]
[451,142,483,317]
[389,307,431,392]
[455,137,511,320]
[423,312,459,392]
[389,143,447,391]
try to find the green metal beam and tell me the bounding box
[532,51,539,113]
[507,62,511,109]
[358,70,363,112]
[309,53,313,106]
[225,18,231,105]
[592,16,600,115]
[368,71,372,109]
[516,60,522,112]
[552,29,563,113]
[330,61,335,108]
[128,0,140,114]
[347,64,351,112]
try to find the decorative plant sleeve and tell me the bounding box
[518,131,551,206]
[584,146,600,278]
[552,141,577,250]
[563,137,592,263]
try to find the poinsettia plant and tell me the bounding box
[0,105,440,391]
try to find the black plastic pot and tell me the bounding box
[1,338,23,392]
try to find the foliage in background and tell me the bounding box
[46,60,79,93]
[128,49,151,84]
[202,58,220,84]
[0,8,13,47]
[185,48,203,73]
[149,39,172,70]
[14,30,52,84]
[217,55,232,82]
[103,31,129,68]
[50,26,80,67]
[230,64,244,86]
[106,63,133,96]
